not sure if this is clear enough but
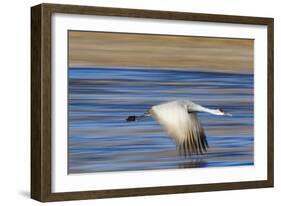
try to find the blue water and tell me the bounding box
[68,67,254,174]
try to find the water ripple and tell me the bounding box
[68,67,254,174]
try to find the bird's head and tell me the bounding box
[215,109,232,116]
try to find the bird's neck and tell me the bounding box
[199,107,220,115]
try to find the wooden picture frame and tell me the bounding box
[31,3,274,202]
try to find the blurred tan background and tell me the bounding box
[69,31,253,73]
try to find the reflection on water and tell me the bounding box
[68,67,254,174]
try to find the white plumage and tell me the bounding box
[126,100,232,156]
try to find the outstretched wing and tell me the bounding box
[150,101,208,155]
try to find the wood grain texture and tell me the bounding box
[44,180,272,202]
[42,3,272,25]
[267,20,274,186]
[31,3,274,202]
[31,4,42,201]
[31,4,52,202]
[41,3,52,201]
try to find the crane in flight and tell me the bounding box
[126,100,232,156]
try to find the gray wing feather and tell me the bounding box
[150,101,208,156]
[179,113,208,156]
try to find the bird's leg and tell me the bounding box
[126,111,151,122]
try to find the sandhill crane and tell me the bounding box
[126,100,232,156]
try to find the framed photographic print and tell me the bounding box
[31,3,274,202]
